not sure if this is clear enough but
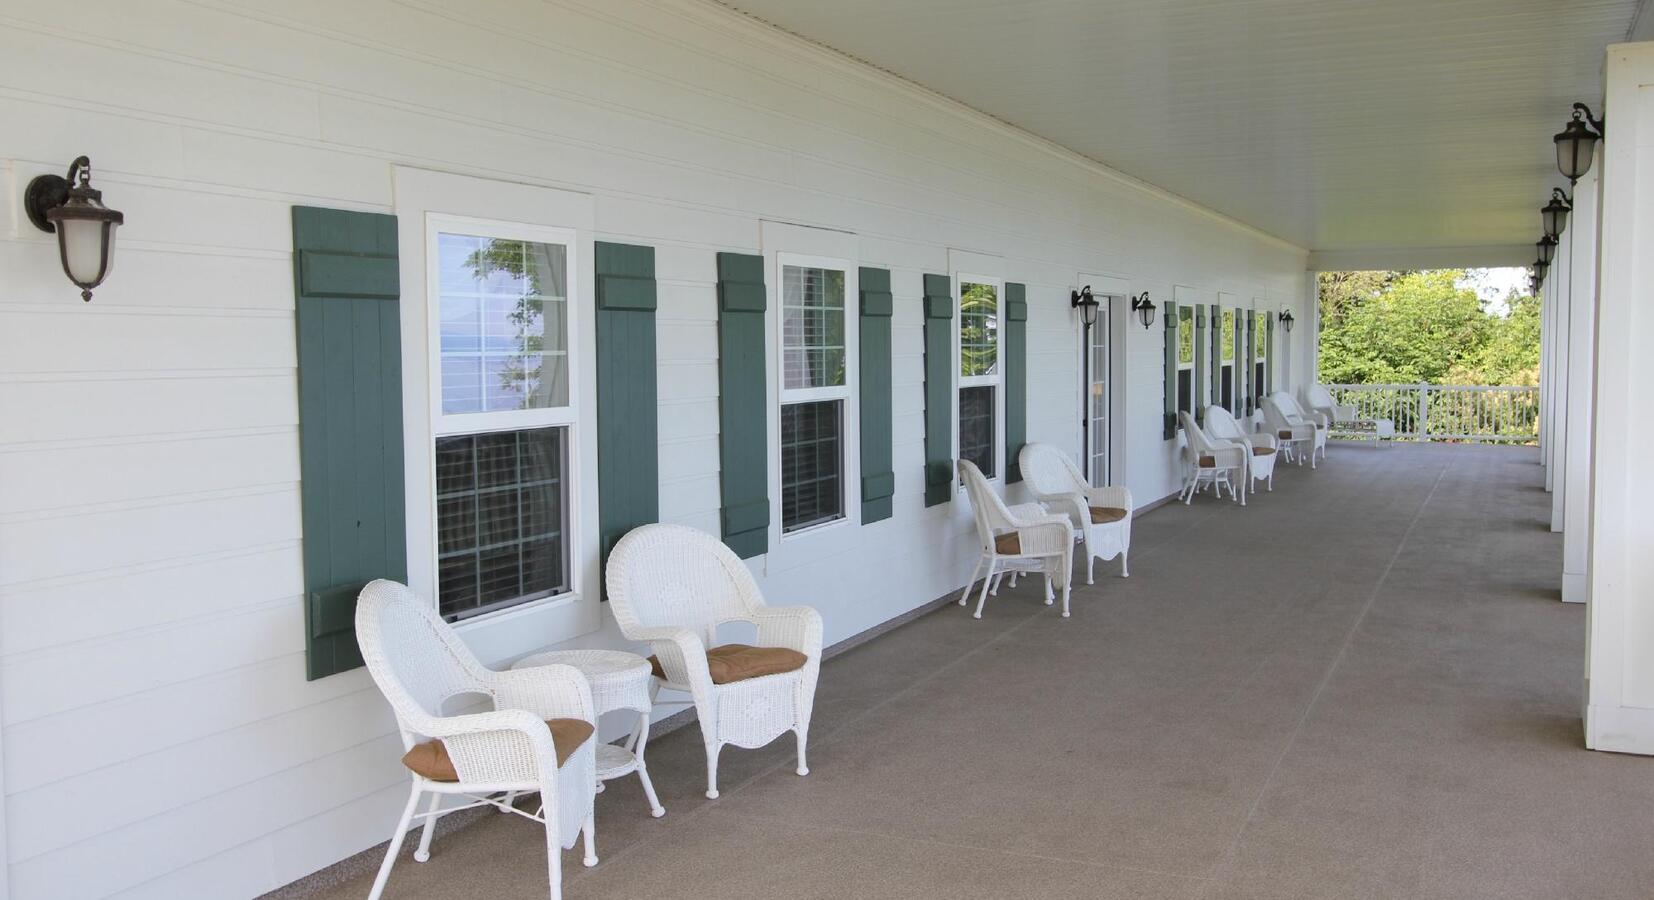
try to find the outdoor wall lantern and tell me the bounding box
[24,156,124,302]
[1554,103,1604,184]
[1131,291,1156,330]
[1070,285,1101,327]
[1541,188,1571,239]
[1533,261,1549,284]
[1279,309,1295,333]
[1536,235,1557,266]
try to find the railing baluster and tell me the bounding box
[1324,383,1536,443]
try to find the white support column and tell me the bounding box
[1549,225,1571,532]
[1585,41,1654,755]
[1562,155,1600,604]
[1543,267,1558,490]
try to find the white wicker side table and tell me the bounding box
[512,649,665,818]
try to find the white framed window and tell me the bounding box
[956,275,1003,480]
[424,215,579,623]
[1220,307,1237,413]
[1254,307,1269,402]
[777,253,852,536]
[1177,305,1195,418]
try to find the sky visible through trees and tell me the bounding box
[1316,268,1540,386]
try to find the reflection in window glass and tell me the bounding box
[780,400,843,532]
[959,282,999,377]
[782,266,846,390]
[1178,306,1195,365]
[437,233,568,415]
[1221,309,1236,361]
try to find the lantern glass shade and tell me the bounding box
[1554,118,1600,182]
[1536,236,1556,265]
[1079,299,1099,327]
[1541,197,1570,238]
[59,217,118,286]
[1132,295,1156,329]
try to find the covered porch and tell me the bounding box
[303,443,1647,900]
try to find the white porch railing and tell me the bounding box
[1326,383,1539,443]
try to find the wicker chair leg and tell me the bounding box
[704,740,723,799]
[973,563,994,619]
[367,785,421,900]
[413,791,441,862]
[1120,548,1130,578]
[795,728,810,776]
[959,556,983,606]
[582,813,598,868]
[543,807,564,900]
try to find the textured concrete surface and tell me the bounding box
[308,443,1654,900]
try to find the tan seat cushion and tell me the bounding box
[994,532,1022,555]
[1278,430,1295,440]
[1252,446,1276,456]
[402,718,593,782]
[649,644,808,685]
[1089,506,1128,524]
[1197,454,1217,467]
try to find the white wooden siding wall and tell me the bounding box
[0,0,1308,896]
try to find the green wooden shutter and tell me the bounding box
[595,242,659,574]
[1265,311,1276,394]
[922,273,954,507]
[1193,304,1206,425]
[1209,304,1222,409]
[292,206,405,681]
[1003,282,1028,483]
[859,267,895,523]
[1244,309,1256,414]
[716,252,769,558]
[1162,300,1178,439]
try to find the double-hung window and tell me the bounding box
[1220,308,1237,412]
[1176,305,1195,418]
[957,278,1001,478]
[779,257,850,534]
[428,218,576,622]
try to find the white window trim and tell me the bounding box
[393,166,600,663]
[954,272,1005,485]
[773,251,860,544]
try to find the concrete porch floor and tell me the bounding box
[312,442,1654,900]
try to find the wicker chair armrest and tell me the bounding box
[746,604,824,657]
[629,625,715,693]
[1014,519,1073,555]
[483,664,595,724]
[1245,432,1278,451]
[412,708,562,786]
[1083,484,1133,512]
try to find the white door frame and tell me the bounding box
[1077,274,1131,485]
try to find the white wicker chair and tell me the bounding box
[1262,392,1319,467]
[1204,404,1277,497]
[1178,411,1246,504]
[1267,390,1327,464]
[958,458,1074,617]
[605,523,823,800]
[1303,383,1357,431]
[1017,442,1132,584]
[355,580,598,900]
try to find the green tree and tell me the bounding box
[1318,270,1489,384]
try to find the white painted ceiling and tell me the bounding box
[721,0,1641,253]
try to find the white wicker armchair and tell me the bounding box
[1017,442,1132,584]
[355,580,597,900]
[1179,411,1246,504]
[1266,390,1327,465]
[605,524,823,800]
[958,458,1074,617]
[1262,392,1319,467]
[1204,404,1277,496]
[1303,383,1357,430]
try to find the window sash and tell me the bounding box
[780,398,845,533]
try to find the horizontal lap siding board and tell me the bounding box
[716,252,769,557]
[922,273,954,507]
[292,206,406,681]
[859,266,894,523]
[1163,300,1178,439]
[1004,282,1027,483]
[595,242,660,575]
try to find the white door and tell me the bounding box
[1082,297,1110,486]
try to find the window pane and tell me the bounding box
[1221,309,1236,361]
[959,385,995,478]
[434,426,568,621]
[437,233,569,415]
[960,282,998,377]
[780,400,843,532]
[1178,370,1193,414]
[1178,307,1195,365]
[782,265,846,390]
[1255,314,1268,360]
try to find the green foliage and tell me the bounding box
[1317,269,1538,386]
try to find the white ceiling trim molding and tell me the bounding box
[654,0,1309,255]
[1308,245,1534,272]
